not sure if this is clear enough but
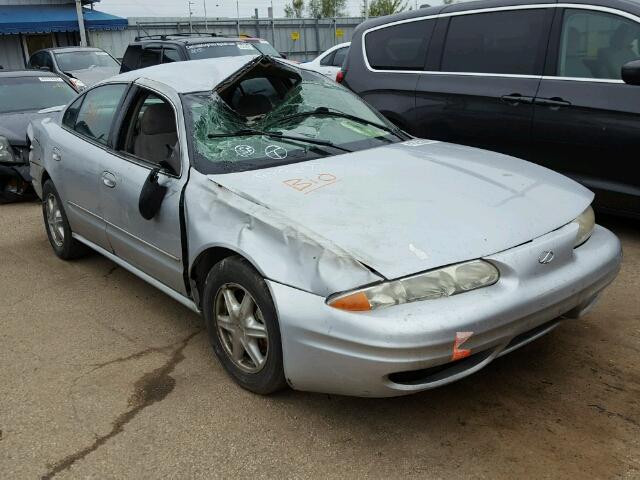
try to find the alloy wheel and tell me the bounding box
[45,193,64,247]
[214,283,269,373]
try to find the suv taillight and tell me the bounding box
[336,70,345,83]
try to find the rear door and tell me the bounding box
[532,5,640,215]
[353,18,437,129]
[414,6,554,159]
[99,82,187,294]
[53,83,129,249]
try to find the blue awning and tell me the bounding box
[0,5,128,35]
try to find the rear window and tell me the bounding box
[185,41,259,60]
[441,9,549,75]
[365,19,435,70]
[121,45,142,72]
[0,76,77,114]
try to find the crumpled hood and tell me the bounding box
[0,111,51,146]
[68,66,120,86]
[208,140,594,280]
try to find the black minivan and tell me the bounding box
[342,0,640,218]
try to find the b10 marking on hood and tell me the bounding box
[283,173,339,195]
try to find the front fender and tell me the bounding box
[185,169,382,297]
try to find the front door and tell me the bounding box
[99,84,187,294]
[414,8,554,159]
[532,7,640,215]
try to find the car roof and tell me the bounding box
[34,46,103,54]
[113,56,263,93]
[0,69,61,79]
[133,36,244,46]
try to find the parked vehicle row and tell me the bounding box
[28,46,120,90]
[0,70,77,202]
[27,55,621,397]
[340,0,640,218]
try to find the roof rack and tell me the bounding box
[134,33,219,41]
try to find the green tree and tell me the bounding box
[307,0,347,18]
[366,0,409,16]
[284,0,305,18]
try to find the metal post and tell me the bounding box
[255,9,260,39]
[203,0,208,32]
[75,0,87,47]
[364,0,369,19]
[188,1,194,33]
[314,17,320,57]
[236,0,240,36]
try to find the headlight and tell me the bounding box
[327,260,500,312]
[573,206,595,247]
[0,136,16,163]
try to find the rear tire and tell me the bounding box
[42,179,88,260]
[202,256,287,395]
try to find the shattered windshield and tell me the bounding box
[183,70,400,174]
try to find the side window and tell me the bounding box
[43,53,54,70]
[72,84,128,145]
[121,45,142,72]
[365,19,435,70]
[441,9,549,75]
[557,9,640,79]
[120,91,180,172]
[332,47,348,67]
[162,48,181,63]
[62,95,84,128]
[29,52,43,68]
[139,47,162,68]
[320,51,336,66]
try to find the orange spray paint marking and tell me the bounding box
[452,331,474,361]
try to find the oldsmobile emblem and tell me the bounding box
[538,250,555,264]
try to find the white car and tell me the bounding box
[301,42,350,80]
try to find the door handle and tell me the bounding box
[102,171,116,188]
[534,97,572,108]
[52,147,62,162]
[500,93,534,105]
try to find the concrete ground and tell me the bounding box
[0,201,638,479]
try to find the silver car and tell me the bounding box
[29,56,622,397]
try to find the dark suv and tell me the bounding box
[120,34,259,73]
[342,0,640,218]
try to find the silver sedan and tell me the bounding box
[29,56,622,397]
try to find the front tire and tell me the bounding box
[202,256,287,395]
[42,180,88,260]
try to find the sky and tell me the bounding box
[96,0,430,19]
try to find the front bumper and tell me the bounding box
[268,224,622,397]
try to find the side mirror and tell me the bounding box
[138,168,167,220]
[622,60,640,85]
[279,52,288,59]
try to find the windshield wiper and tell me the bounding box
[207,128,353,153]
[267,107,410,140]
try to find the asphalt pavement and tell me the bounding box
[1,201,638,479]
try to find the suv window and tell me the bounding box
[441,9,548,75]
[162,48,181,63]
[121,45,142,73]
[139,47,162,68]
[69,84,128,145]
[365,19,435,70]
[558,9,640,79]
